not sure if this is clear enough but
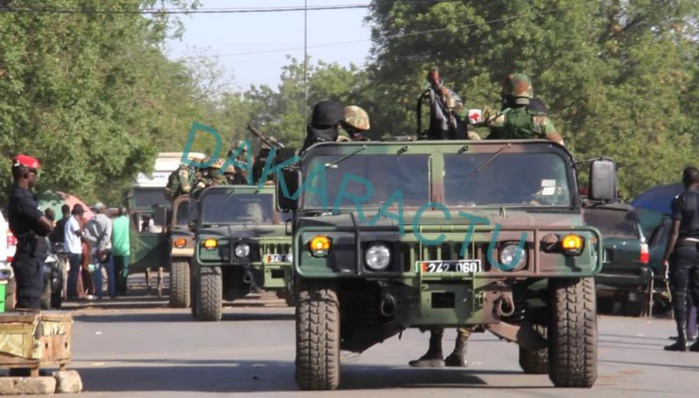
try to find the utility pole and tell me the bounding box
[303,0,309,128]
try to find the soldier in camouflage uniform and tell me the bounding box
[164,156,205,200]
[339,105,371,141]
[483,73,564,146]
[425,68,481,141]
[227,140,251,184]
[191,157,228,198]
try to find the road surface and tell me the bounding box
[37,292,699,398]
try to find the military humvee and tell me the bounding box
[276,139,616,390]
[190,185,293,321]
[166,194,196,308]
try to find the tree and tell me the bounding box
[0,0,203,205]
[366,0,699,198]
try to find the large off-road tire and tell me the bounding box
[548,277,597,388]
[190,264,198,318]
[169,260,191,308]
[196,266,222,322]
[50,283,63,309]
[519,323,549,374]
[295,282,340,391]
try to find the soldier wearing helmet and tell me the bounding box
[340,105,371,141]
[165,154,207,200]
[191,157,228,197]
[484,73,564,145]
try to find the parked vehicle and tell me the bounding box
[41,241,66,309]
[583,201,649,316]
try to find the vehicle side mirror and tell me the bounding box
[188,222,197,233]
[589,158,617,202]
[277,168,300,211]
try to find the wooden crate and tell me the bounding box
[0,310,72,375]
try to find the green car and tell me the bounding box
[582,201,650,316]
[190,185,293,321]
[276,139,615,390]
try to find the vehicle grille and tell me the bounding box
[261,243,291,255]
[398,242,490,272]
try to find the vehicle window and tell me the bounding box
[200,191,277,224]
[303,154,430,209]
[583,209,640,239]
[133,188,170,209]
[175,201,190,226]
[443,152,570,207]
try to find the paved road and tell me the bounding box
[37,293,698,398]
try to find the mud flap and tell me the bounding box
[484,321,547,350]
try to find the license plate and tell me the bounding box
[416,260,482,274]
[264,254,293,263]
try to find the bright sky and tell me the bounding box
[164,0,374,91]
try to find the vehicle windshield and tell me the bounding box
[200,190,289,224]
[175,200,190,226]
[302,154,430,209]
[583,208,641,239]
[443,152,571,207]
[133,188,170,210]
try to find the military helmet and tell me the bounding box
[502,73,534,99]
[342,106,370,131]
[209,158,226,169]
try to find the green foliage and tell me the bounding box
[365,0,699,199]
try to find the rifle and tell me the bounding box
[246,124,284,149]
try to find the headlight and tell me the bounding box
[498,243,527,271]
[365,243,391,271]
[235,243,250,258]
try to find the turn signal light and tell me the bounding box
[309,235,331,257]
[174,238,187,248]
[561,234,583,255]
[202,239,218,250]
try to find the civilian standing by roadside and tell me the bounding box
[83,202,114,299]
[65,204,85,301]
[50,204,70,245]
[111,206,131,296]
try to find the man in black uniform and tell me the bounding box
[662,166,699,351]
[7,155,54,311]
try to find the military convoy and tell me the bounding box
[274,139,616,390]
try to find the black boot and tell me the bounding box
[409,329,445,367]
[445,329,468,367]
[665,328,688,351]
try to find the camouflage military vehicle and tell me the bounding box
[166,194,197,308]
[191,185,293,321]
[275,139,616,390]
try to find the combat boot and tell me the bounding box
[409,329,445,367]
[445,328,469,367]
[665,328,688,351]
